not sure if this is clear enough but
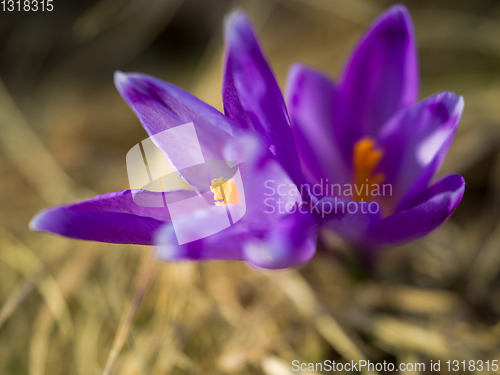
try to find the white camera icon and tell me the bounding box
[126,122,245,245]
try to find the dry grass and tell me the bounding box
[1,0,500,374]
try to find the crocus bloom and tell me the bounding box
[30,5,465,269]
[30,10,318,269]
[285,5,465,252]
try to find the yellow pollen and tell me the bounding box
[353,137,385,202]
[210,177,241,206]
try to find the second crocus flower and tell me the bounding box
[286,5,465,253]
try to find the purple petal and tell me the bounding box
[223,10,303,186]
[30,189,196,245]
[335,4,418,163]
[315,197,381,244]
[155,209,317,270]
[222,134,301,227]
[243,210,317,269]
[366,174,465,246]
[115,72,239,188]
[154,206,249,262]
[154,135,316,268]
[377,92,464,212]
[285,64,350,186]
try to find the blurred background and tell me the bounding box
[1,0,500,374]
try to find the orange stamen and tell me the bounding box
[210,177,241,206]
[353,138,385,201]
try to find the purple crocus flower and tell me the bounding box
[30,5,464,270]
[285,5,465,252]
[30,10,318,270]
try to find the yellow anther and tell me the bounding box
[353,137,385,201]
[210,177,241,206]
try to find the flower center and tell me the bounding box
[210,177,241,206]
[353,137,385,201]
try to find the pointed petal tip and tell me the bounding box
[29,207,60,235]
[285,63,306,101]
[432,91,465,117]
[287,63,329,87]
[387,4,410,15]
[437,90,464,103]
[114,71,137,96]
[223,8,255,44]
[113,71,149,91]
[371,3,413,38]
[383,4,411,23]
[30,204,64,232]
[285,63,304,90]
[113,70,128,86]
[29,210,44,232]
[444,91,465,109]
[337,2,418,140]
[285,63,335,111]
[224,8,248,29]
[113,71,160,105]
[288,63,308,79]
